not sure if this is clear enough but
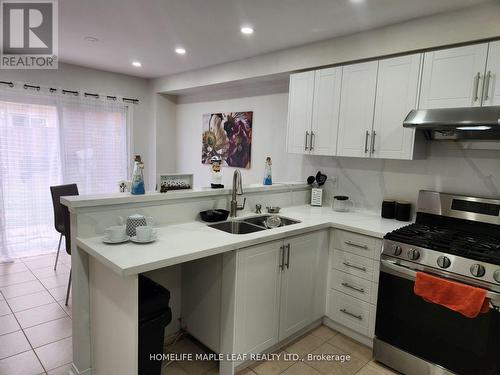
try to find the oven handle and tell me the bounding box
[380,259,500,303]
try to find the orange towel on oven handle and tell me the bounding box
[414,272,490,318]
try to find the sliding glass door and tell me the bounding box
[0,91,128,260]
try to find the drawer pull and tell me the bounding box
[342,261,367,272]
[341,282,365,293]
[340,308,363,320]
[344,240,368,249]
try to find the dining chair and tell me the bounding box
[50,184,79,306]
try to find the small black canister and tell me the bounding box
[395,201,412,221]
[381,200,396,219]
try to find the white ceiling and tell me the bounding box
[59,0,490,78]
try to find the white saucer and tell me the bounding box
[103,235,130,244]
[130,235,157,244]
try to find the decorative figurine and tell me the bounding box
[263,156,272,185]
[119,180,127,192]
[210,155,224,188]
[131,155,145,195]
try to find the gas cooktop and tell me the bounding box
[385,223,500,265]
[382,190,500,289]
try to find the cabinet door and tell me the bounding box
[279,231,327,340]
[286,71,315,154]
[420,44,488,109]
[310,67,342,156]
[235,241,281,355]
[483,41,500,106]
[337,61,378,158]
[372,54,421,160]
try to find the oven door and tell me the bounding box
[375,258,500,375]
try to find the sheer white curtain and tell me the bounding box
[0,86,129,261]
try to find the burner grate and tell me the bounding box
[385,223,500,265]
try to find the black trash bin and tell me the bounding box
[138,274,172,375]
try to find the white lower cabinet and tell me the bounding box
[234,240,282,355]
[327,229,381,340]
[234,230,328,355]
[328,289,371,335]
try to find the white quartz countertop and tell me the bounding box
[76,205,409,276]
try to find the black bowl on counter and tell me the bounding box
[199,209,230,222]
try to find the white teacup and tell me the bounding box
[105,225,126,241]
[135,226,155,241]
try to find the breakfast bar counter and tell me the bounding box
[75,205,404,276]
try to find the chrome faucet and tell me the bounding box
[230,169,246,217]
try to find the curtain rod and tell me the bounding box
[0,80,140,104]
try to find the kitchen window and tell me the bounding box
[0,91,129,260]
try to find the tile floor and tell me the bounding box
[0,252,73,375]
[163,326,400,375]
[2,253,399,375]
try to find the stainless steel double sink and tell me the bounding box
[208,214,301,234]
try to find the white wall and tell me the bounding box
[175,87,306,188]
[0,63,156,188]
[174,90,500,213]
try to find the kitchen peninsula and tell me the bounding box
[62,183,404,375]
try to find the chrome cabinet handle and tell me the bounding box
[473,72,481,102]
[370,131,376,154]
[305,131,309,151]
[279,245,285,271]
[344,240,369,249]
[364,130,370,154]
[341,282,365,293]
[285,244,291,269]
[340,308,362,320]
[483,70,492,101]
[342,261,367,272]
[310,131,315,151]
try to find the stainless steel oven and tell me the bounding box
[374,190,500,375]
[375,258,500,375]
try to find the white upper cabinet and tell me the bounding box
[287,68,341,156]
[310,67,342,156]
[483,41,500,106]
[286,71,315,154]
[372,54,422,160]
[420,44,488,109]
[337,61,378,158]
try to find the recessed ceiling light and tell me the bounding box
[84,36,98,42]
[175,47,186,55]
[131,61,142,67]
[240,26,254,35]
[350,0,365,3]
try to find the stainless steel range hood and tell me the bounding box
[403,106,500,140]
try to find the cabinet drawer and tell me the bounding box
[330,270,373,303]
[328,290,370,336]
[333,249,374,281]
[333,230,381,259]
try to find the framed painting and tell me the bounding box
[201,112,253,168]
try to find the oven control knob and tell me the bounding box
[437,256,451,269]
[494,270,500,284]
[407,248,420,261]
[470,264,486,278]
[391,244,402,256]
